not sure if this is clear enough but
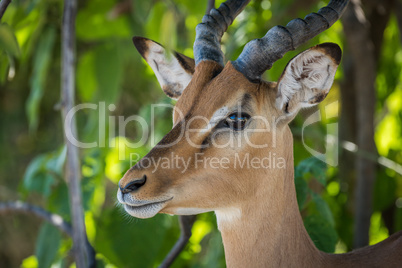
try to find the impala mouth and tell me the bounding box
[123,198,172,219]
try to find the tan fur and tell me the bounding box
[119,47,402,266]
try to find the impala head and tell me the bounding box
[117,0,346,219]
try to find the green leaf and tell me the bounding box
[76,0,131,41]
[295,176,308,209]
[133,0,154,23]
[0,53,8,84]
[82,176,97,212]
[295,157,327,186]
[304,215,338,253]
[94,43,123,105]
[45,146,67,177]
[311,192,335,227]
[160,10,177,51]
[143,2,167,41]
[95,208,180,267]
[47,181,71,220]
[373,169,397,211]
[22,148,65,197]
[0,23,21,57]
[35,222,61,268]
[21,255,38,268]
[47,152,103,218]
[77,51,97,102]
[23,155,56,197]
[26,26,56,132]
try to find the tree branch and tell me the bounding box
[0,201,96,267]
[0,0,12,21]
[0,201,72,235]
[61,0,91,267]
[159,215,197,268]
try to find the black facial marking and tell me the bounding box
[200,136,211,152]
[210,67,222,80]
[154,118,186,148]
[241,93,252,108]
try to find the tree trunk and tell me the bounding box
[61,0,91,266]
[342,0,377,248]
[341,0,395,248]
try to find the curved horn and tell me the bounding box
[194,0,251,66]
[232,0,349,82]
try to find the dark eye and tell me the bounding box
[225,113,250,131]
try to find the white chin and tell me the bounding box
[124,202,165,219]
[173,207,212,215]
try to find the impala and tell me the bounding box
[117,0,402,266]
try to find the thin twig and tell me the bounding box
[0,201,72,235]
[61,0,91,267]
[159,215,197,268]
[0,0,11,21]
[206,0,215,14]
[0,201,96,267]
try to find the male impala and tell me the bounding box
[117,0,402,266]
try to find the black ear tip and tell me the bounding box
[132,36,149,46]
[317,43,342,65]
[132,36,149,58]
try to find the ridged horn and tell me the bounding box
[232,0,349,82]
[194,0,251,66]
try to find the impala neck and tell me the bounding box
[215,128,324,267]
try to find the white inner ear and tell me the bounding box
[276,50,336,111]
[147,44,193,99]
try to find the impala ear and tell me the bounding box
[133,37,195,99]
[275,43,341,116]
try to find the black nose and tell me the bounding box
[120,175,147,194]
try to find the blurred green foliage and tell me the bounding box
[0,0,401,267]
